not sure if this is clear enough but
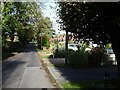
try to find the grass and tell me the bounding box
[36,46,53,54]
[41,54,50,58]
[62,80,103,89]
[37,46,54,59]
[62,79,117,89]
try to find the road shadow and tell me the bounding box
[2,60,26,85]
[21,42,37,53]
[2,42,37,85]
[2,42,37,61]
[48,57,117,88]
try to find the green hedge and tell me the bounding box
[68,51,88,68]
[37,35,50,49]
[42,35,50,49]
[2,41,24,60]
[67,47,108,68]
[53,48,66,58]
[53,47,108,68]
[88,47,108,67]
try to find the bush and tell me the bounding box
[68,51,88,68]
[42,35,50,49]
[53,46,109,68]
[53,47,76,58]
[9,42,22,52]
[67,47,108,68]
[88,47,108,67]
[37,35,50,49]
[2,41,23,60]
[53,48,66,58]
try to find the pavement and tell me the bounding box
[2,43,54,89]
[38,54,118,87]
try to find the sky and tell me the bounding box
[41,0,65,35]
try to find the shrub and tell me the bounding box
[37,35,50,49]
[53,48,66,58]
[2,41,23,60]
[68,51,88,68]
[9,42,22,52]
[88,47,108,67]
[42,35,50,49]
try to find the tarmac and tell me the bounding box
[2,43,54,89]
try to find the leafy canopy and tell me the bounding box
[58,2,120,45]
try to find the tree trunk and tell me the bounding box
[10,35,14,43]
[112,41,120,88]
[111,25,120,88]
[65,30,68,65]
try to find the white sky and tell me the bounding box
[41,0,65,35]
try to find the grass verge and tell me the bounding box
[61,79,117,89]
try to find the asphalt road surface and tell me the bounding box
[2,42,54,88]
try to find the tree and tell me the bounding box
[2,2,42,45]
[37,17,54,49]
[58,2,120,87]
[13,2,35,44]
[2,2,15,44]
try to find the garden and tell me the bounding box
[52,44,111,68]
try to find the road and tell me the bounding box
[2,43,54,88]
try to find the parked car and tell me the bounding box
[106,48,117,65]
[68,44,78,51]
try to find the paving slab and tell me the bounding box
[18,67,53,88]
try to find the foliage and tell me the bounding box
[53,45,108,68]
[88,47,108,67]
[2,1,53,48]
[2,41,24,60]
[67,47,108,68]
[1,2,54,59]
[2,2,52,46]
[53,48,66,58]
[68,51,88,68]
[2,2,37,45]
[53,46,77,58]
[58,2,120,44]
[37,17,54,49]
[9,42,23,52]
[42,35,50,49]
[105,44,111,49]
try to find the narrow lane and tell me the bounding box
[2,43,53,88]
